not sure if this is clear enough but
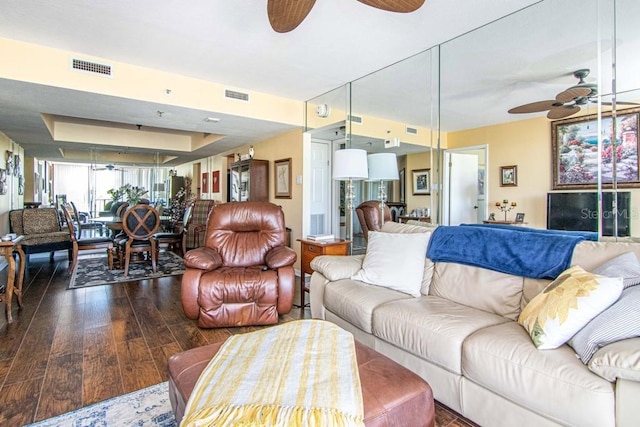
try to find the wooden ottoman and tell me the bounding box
[167,339,435,427]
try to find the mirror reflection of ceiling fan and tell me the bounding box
[267,0,425,33]
[92,164,121,171]
[508,69,640,120]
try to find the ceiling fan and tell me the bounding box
[267,0,425,33]
[92,164,121,171]
[508,69,640,120]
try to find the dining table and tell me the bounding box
[90,215,173,238]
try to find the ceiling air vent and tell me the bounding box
[71,58,112,76]
[406,126,418,135]
[224,89,250,102]
[348,114,363,124]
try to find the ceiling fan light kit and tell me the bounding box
[267,0,425,33]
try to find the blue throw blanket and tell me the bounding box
[426,225,589,279]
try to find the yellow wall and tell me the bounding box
[447,117,550,228]
[447,116,640,233]
[177,128,305,269]
[0,132,24,234]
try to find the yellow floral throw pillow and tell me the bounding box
[518,266,623,349]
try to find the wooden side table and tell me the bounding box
[297,238,350,308]
[0,236,26,323]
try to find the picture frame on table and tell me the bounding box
[412,168,430,195]
[500,165,517,187]
[274,158,292,199]
[515,212,525,223]
[551,108,640,189]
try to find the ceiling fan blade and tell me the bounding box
[267,0,316,33]
[356,0,425,13]
[508,100,557,114]
[547,105,580,120]
[556,87,591,103]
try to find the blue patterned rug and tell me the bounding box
[26,382,176,426]
[68,251,184,289]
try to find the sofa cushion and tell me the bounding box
[462,321,615,427]
[518,266,623,349]
[588,338,640,382]
[324,279,410,334]
[568,284,640,363]
[430,262,523,321]
[372,296,508,375]
[22,208,61,234]
[572,240,640,273]
[352,231,430,297]
[22,231,71,246]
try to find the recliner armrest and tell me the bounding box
[184,247,222,271]
[265,246,297,269]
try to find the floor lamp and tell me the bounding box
[367,153,399,227]
[333,149,368,249]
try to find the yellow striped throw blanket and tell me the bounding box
[181,319,365,426]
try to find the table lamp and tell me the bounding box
[333,149,368,243]
[367,153,399,226]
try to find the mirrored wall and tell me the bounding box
[305,0,640,242]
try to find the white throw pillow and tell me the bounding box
[351,231,429,297]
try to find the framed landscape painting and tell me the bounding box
[552,108,640,189]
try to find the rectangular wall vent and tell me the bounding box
[406,126,418,135]
[224,89,250,102]
[348,114,363,124]
[71,58,112,76]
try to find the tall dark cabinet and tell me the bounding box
[229,159,269,202]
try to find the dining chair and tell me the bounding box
[119,204,161,276]
[69,201,104,237]
[153,203,192,257]
[61,204,114,276]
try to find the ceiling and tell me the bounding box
[0,0,638,166]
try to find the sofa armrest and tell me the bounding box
[589,338,640,382]
[310,254,364,281]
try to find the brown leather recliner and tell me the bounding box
[181,202,297,328]
[356,200,392,241]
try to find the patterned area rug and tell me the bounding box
[68,251,185,289]
[26,382,177,427]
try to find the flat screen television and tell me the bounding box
[547,192,630,237]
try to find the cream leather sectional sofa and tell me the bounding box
[309,222,640,427]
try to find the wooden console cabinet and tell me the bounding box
[229,159,268,202]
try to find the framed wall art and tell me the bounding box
[412,168,430,195]
[500,165,517,187]
[274,158,292,199]
[212,170,220,193]
[201,172,209,193]
[552,107,640,189]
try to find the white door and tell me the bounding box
[444,152,479,225]
[310,140,330,235]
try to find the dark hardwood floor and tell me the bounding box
[0,252,476,426]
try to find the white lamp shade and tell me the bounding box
[333,149,369,180]
[367,153,399,181]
